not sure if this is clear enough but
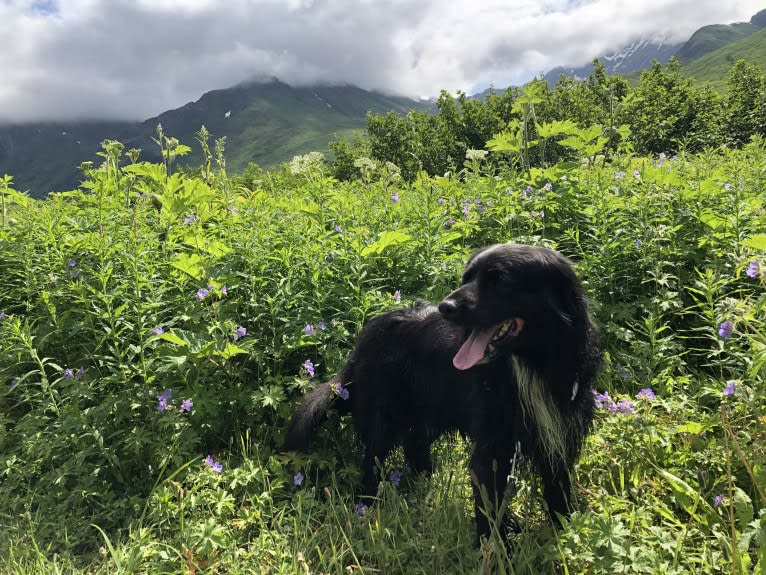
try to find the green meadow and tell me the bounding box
[0,127,765,573]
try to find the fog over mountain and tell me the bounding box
[1,0,763,123]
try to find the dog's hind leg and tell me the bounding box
[356,415,398,499]
[403,425,434,475]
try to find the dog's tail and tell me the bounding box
[283,378,348,452]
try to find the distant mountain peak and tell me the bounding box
[544,34,682,84]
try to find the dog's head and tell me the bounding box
[439,243,586,371]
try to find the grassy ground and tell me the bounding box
[0,140,764,573]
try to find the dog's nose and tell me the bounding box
[438,299,458,318]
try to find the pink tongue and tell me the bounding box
[453,326,499,370]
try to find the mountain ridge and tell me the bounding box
[0,79,428,197]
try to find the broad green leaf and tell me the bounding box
[733,487,754,531]
[742,234,766,250]
[171,252,204,280]
[675,421,705,435]
[537,119,579,139]
[360,230,413,256]
[216,342,248,360]
[157,332,187,347]
[657,468,712,526]
[487,130,522,153]
[699,208,728,230]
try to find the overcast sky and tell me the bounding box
[1,0,763,123]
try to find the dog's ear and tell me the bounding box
[543,286,575,327]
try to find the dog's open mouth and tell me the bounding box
[452,318,524,371]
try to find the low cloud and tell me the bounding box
[0,0,762,122]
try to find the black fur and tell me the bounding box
[284,243,601,542]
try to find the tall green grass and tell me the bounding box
[0,136,764,573]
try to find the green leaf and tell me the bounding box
[699,208,728,230]
[486,130,522,154]
[157,332,187,347]
[171,253,204,280]
[675,421,705,435]
[657,468,712,526]
[537,119,579,139]
[742,234,766,250]
[216,342,248,360]
[733,487,754,531]
[360,230,413,256]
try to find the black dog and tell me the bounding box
[284,243,601,542]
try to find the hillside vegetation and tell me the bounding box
[682,27,766,90]
[675,22,761,62]
[0,113,765,572]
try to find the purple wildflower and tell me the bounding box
[543,182,553,192]
[391,192,399,203]
[66,259,77,270]
[63,368,75,381]
[723,183,733,191]
[180,399,193,413]
[718,320,733,339]
[303,359,315,378]
[746,260,760,278]
[616,399,635,414]
[0,311,6,321]
[318,321,327,331]
[196,288,209,301]
[294,472,304,487]
[157,388,173,413]
[615,171,625,180]
[714,494,723,506]
[636,388,655,401]
[633,169,641,179]
[76,367,85,380]
[593,390,613,410]
[723,380,736,397]
[303,324,315,335]
[234,326,247,341]
[335,381,349,401]
[356,502,367,517]
[462,201,470,217]
[183,214,198,225]
[152,326,165,336]
[335,225,343,233]
[635,239,642,249]
[204,455,223,473]
[220,285,228,296]
[390,470,402,488]
[523,185,532,197]
[393,290,401,304]
[437,197,445,205]
[444,218,455,229]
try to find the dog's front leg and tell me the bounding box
[470,442,514,544]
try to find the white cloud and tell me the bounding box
[0,0,763,122]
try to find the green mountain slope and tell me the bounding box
[675,22,759,62]
[0,79,428,198]
[133,79,428,171]
[682,26,766,90]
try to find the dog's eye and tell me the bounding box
[483,268,504,284]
